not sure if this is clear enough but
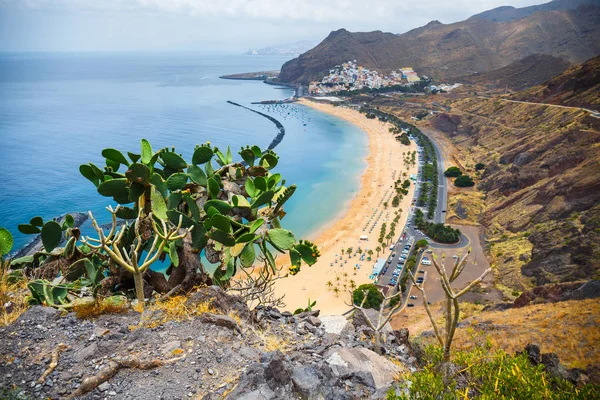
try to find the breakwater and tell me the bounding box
[13,212,88,258]
[226,101,285,151]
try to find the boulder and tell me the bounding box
[325,347,401,390]
[72,343,98,363]
[320,315,351,335]
[186,286,250,319]
[199,313,242,333]
[291,366,322,398]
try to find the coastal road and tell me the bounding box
[477,96,600,119]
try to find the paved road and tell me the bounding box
[478,96,600,119]
[426,128,448,224]
[376,127,467,293]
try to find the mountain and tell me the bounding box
[511,54,600,111]
[425,56,600,290]
[245,40,317,56]
[279,2,600,84]
[459,54,572,91]
[470,0,600,22]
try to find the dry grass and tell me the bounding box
[253,327,291,352]
[450,299,600,369]
[0,264,29,326]
[488,232,535,291]
[446,190,486,226]
[73,297,129,319]
[131,295,216,330]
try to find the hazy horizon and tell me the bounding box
[0,0,545,52]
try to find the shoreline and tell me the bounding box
[273,99,419,315]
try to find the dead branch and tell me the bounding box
[67,354,185,399]
[37,343,69,384]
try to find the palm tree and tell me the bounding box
[376,246,381,257]
[335,275,341,282]
[343,272,348,279]
[333,287,340,297]
[349,280,357,290]
[368,249,374,260]
[326,281,333,289]
[358,248,363,255]
[347,247,353,257]
[343,283,347,291]
[383,202,388,209]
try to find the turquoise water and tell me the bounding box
[0,52,368,253]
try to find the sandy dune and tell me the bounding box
[273,100,418,314]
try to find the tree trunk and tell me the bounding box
[144,237,212,295]
[133,270,145,306]
[374,331,382,355]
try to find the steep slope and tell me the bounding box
[459,54,571,91]
[511,54,600,111]
[425,59,600,290]
[279,5,600,84]
[470,0,600,22]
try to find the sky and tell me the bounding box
[0,0,547,52]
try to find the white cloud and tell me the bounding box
[0,0,547,23]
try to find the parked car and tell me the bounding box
[416,278,424,283]
[390,278,397,286]
[419,270,425,273]
[388,259,392,264]
[409,295,417,299]
[453,255,458,259]
[391,253,396,257]
[407,303,415,307]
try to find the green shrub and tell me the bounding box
[475,162,485,170]
[352,284,384,309]
[444,166,462,177]
[455,174,475,187]
[387,345,600,400]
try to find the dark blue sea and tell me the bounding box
[0,52,368,255]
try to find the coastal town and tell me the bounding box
[308,60,423,95]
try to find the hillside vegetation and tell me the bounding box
[425,56,600,291]
[279,3,600,84]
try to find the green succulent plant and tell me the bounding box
[67,138,320,305]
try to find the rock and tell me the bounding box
[186,286,250,320]
[325,347,401,390]
[294,310,320,319]
[73,343,98,363]
[320,315,351,335]
[16,306,60,324]
[199,313,242,333]
[482,302,513,312]
[98,382,111,392]
[541,352,570,381]
[569,280,600,301]
[264,352,291,390]
[305,316,322,327]
[160,341,182,356]
[94,326,110,337]
[522,343,542,365]
[291,366,322,398]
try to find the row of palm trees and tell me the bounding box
[326,272,358,297]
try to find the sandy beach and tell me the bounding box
[274,99,418,314]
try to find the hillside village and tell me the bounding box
[308,61,423,95]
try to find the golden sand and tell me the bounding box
[273,99,418,314]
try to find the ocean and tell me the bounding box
[0,52,368,258]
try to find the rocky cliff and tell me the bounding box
[279,3,600,84]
